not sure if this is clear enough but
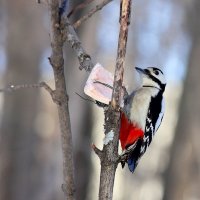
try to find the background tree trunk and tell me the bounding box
[0,1,51,200]
[163,1,200,199]
[64,1,99,199]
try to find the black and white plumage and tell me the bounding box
[120,67,166,172]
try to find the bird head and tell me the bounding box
[135,67,166,91]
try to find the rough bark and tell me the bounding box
[97,1,132,199]
[63,18,93,72]
[48,1,75,199]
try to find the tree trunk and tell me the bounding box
[0,1,52,200]
[163,1,200,199]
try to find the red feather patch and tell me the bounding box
[120,112,144,150]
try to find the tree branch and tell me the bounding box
[62,17,94,72]
[67,0,95,18]
[98,0,132,199]
[111,0,131,109]
[92,143,103,159]
[73,0,113,29]
[1,81,66,105]
[0,82,54,97]
[44,0,130,199]
[48,0,75,199]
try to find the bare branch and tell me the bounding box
[0,82,53,94]
[92,143,103,159]
[73,0,113,29]
[111,0,131,109]
[0,82,65,105]
[62,18,94,71]
[0,83,40,92]
[75,92,96,104]
[41,0,130,200]
[98,0,132,199]
[48,0,75,199]
[39,81,54,94]
[67,0,95,18]
[0,81,73,106]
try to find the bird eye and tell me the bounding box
[154,70,159,75]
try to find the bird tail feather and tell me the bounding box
[127,157,135,173]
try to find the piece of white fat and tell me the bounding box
[103,130,114,145]
[84,63,114,105]
[84,63,125,107]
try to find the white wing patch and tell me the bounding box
[155,98,165,132]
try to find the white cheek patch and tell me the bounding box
[142,77,160,92]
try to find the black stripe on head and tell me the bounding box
[152,67,163,74]
[136,67,166,91]
[148,73,166,92]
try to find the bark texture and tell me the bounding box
[48,1,75,199]
[97,1,132,199]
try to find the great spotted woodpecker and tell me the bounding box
[84,64,166,172]
[120,67,166,172]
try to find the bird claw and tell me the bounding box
[118,142,137,164]
[126,142,137,151]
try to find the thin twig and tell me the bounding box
[0,82,53,94]
[40,81,54,95]
[0,83,41,92]
[67,0,95,18]
[73,0,113,29]
[92,143,103,159]
[75,92,96,104]
[0,82,60,104]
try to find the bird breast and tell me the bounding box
[129,88,158,131]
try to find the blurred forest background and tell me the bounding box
[0,0,200,200]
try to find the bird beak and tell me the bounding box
[135,67,147,75]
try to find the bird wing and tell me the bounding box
[140,93,164,156]
[145,93,164,136]
[155,98,165,132]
